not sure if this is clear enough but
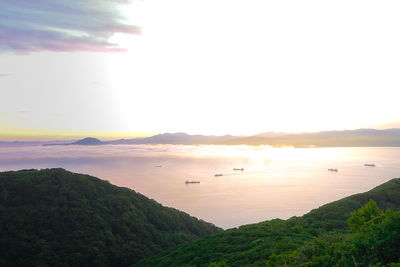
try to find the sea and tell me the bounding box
[1,144,399,229]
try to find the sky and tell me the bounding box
[1,0,400,140]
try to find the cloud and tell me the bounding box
[0,0,140,53]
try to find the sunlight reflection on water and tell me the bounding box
[1,145,400,229]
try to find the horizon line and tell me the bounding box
[1,127,400,142]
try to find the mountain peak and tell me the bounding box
[71,137,103,145]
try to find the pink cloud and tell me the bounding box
[0,0,141,53]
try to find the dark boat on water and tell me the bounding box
[185,180,200,184]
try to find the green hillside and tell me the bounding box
[2,168,400,266]
[139,178,400,266]
[0,168,221,266]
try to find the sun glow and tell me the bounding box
[1,0,400,138]
[101,0,400,136]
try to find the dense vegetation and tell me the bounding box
[0,168,221,266]
[265,200,400,266]
[140,177,400,266]
[2,168,400,266]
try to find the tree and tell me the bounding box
[348,200,384,233]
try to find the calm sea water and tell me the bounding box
[1,144,400,229]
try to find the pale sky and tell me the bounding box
[1,0,400,140]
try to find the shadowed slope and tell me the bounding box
[0,168,221,266]
[139,177,400,266]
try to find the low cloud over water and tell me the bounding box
[1,144,400,228]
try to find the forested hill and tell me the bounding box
[0,168,221,266]
[2,169,399,266]
[140,178,400,266]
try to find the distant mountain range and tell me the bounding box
[223,128,400,147]
[2,128,400,147]
[43,133,236,146]
[108,132,236,145]
[42,137,103,146]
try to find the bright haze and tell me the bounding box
[1,0,400,140]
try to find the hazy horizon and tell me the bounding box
[2,126,400,142]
